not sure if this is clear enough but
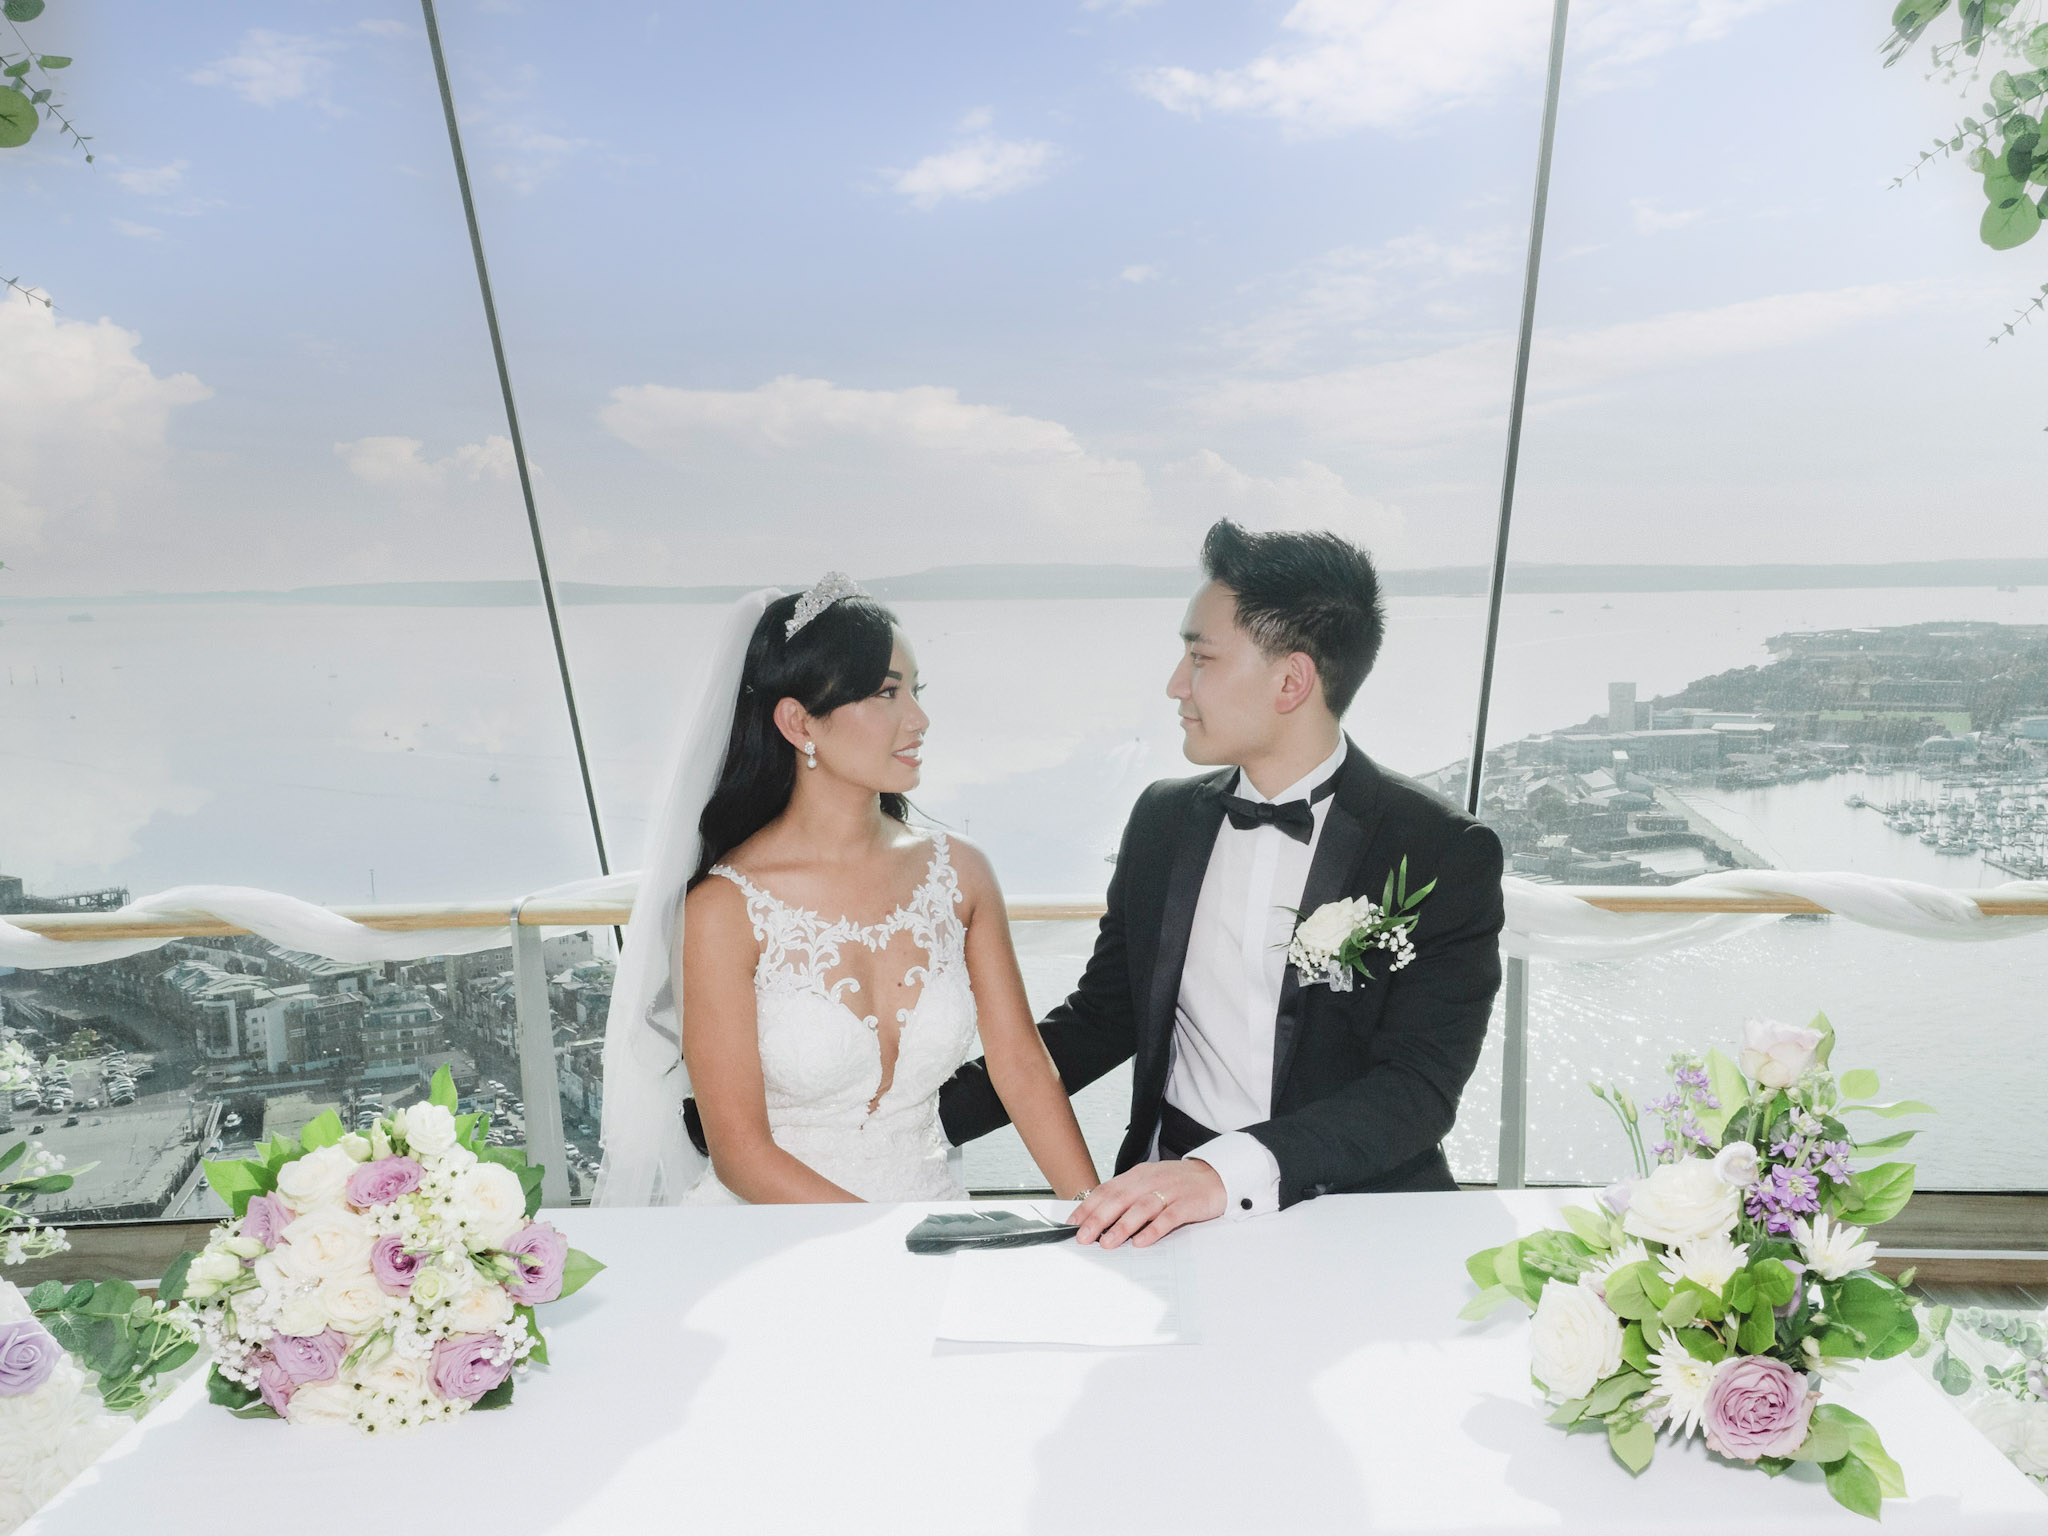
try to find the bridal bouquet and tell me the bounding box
[170,1067,602,1433]
[1463,1015,1932,1520]
[0,1280,134,1534]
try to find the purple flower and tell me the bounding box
[429,1333,511,1403]
[369,1234,425,1297]
[1746,1165,1823,1236]
[0,1320,60,1397]
[269,1328,348,1386]
[501,1221,569,1304]
[346,1155,424,1208]
[1704,1357,1817,1462]
[240,1191,293,1249]
[255,1350,296,1414]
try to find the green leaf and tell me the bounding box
[2010,132,2039,182]
[1559,1205,1611,1252]
[228,1400,282,1419]
[207,1363,261,1409]
[1838,1068,1879,1100]
[1675,1324,1726,1363]
[1738,1303,1777,1354]
[26,1280,64,1312]
[1786,1403,1861,1463]
[1840,1099,1935,1119]
[0,1140,24,1176]
[1607,1415,1656,1474]
[1983,192,2041,249]
[1750,1257,1797,1309]
[515,1303,548,1365]
[1699,1049,1747,1140]
[429,1064,458,1111]
[299,1110,346,1152]
[1465,1246,1505,1292]
[2,1,46,22]
[1725,1269,1756,1314]
[474,1374,515,1410]
[202,1158,263,1218]
[1838,1162,1916,1226]
[1603,1263,1661,1323]
[157,1250,196,1305]
[61,1280,94,1310]
[1851,1129,1919,1152]
[1584,1369,1650,1418]
[82,1278,140,1317]
[0,86,35,148]
[1621,1321,1650,1372]
[1934,1349,1975,1394]
[0,59,26,79]
[1546,1393,1589,1426]
[9,1173,71,1194]
[1810,1011,1835,1070]
[1824,1452,1883,1520]
[34,54,68,68]
[1659,1289,1702,1328]
[1459,1283,1520,1321]
[555,1247,605,1300]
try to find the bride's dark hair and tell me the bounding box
[689,590,911,888]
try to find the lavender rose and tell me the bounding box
[1703,1356,1817,1461]
[240,1191,294,1249]
[429,1332,512,1403]
[255,1350,297,1414]
[502,1221,569,1304]
[269,1328,349,1387]
[0,1320,60,1398]
[346,1155,424,1208]
[369,1233,425,1297]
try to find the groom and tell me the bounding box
[939,520,1505,1248]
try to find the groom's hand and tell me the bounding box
[1070,1159,1224,1249]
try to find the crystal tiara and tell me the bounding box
[785,571,865,638]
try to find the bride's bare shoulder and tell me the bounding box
[681,868,753,934]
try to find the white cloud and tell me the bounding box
[1120,263,1161,283]
[112,219,164,241]
[0,301,211,557]
[335,435,517,494]
[1632,199,1705,234]
[110,159,189,197]
[357,19,411,38]
[1157,449,1404,550]
[486,123,593,195]
[1135,0,1788,134]
[957,106,995,132]
[189,30,334,107]
[1198,284,1915,448]
[890,126,1056,209]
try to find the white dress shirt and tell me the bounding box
[1165,739,1347,1220]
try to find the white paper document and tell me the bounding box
[936,1235,1198,1347]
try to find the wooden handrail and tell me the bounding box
[6,885,2048,941]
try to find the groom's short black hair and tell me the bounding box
[1199,519,1385,716]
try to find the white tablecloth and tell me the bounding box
[27,1192,2045,1535]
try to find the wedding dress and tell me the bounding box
[679,832,978,1204]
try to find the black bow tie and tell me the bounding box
[1212,775,1338,844]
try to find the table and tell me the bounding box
[27,1192,2046,1535]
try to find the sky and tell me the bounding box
[2,0,2043,600]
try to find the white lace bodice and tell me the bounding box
[681,832,977,1204]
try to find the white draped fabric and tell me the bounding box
[10,870,2048,975]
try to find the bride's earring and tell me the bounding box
[804,742,818,770]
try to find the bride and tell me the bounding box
[592,575,1098,1206]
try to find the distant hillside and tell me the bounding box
[4,559,2046,607]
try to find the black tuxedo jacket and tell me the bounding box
[937,740,1505,1207]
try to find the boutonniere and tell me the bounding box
[1285,857,1436,992]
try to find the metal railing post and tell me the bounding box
[1496,955,1529,1190]
[509,904,572,1207]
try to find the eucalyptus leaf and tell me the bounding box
[26,1280,63,1312]
[1,1,45,22]
[157,1249,195,1305]
[1983,191,2041,248]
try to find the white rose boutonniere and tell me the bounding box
[1285,856,1435,992]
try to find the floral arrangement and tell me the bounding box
[1286,857,1433,992]
[1463,1014,1933,1520]
[1911,1303,2048,1490]
[0,1040,74,1267]
[170,1067,602,1433]
[0,1279,134,1535]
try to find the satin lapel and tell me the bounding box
[1270,743,1387,1106]
[1141,773,1230,1089]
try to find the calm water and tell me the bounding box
[4,585,2045,1190]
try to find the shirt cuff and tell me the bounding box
[1187,1131,1281,1220]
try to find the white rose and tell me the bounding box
[222,1232,267,1261]
[1970,1398,2048,1479]
[284,1379,355,1428]
[275,1290,330,1338]
[1623,1158,1740,1249]
[1295,899,1360,956]
[1737,1017,1823,1091]
[448,1162,528,1249]
[338,1131,373,1163]
[275,1144,357,1213]
[399,1103,459,1158]
[1711,1141,1760,1189]
[188,1249,243,1287]
[1528,1278,1625,1401]
[369,1122,394,1161]
[446,1280,513,1333]
[408,1262,464,1309]
[318,1272,395,1333]
[277,1206,375,1281]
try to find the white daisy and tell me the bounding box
[1583,1240,1651,1298]
[1648,1337,1720,1440]
[1660,1233,1749,1294]
[1794,1212,1879,1281]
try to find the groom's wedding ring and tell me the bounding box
[1152,1189,1169,1204]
